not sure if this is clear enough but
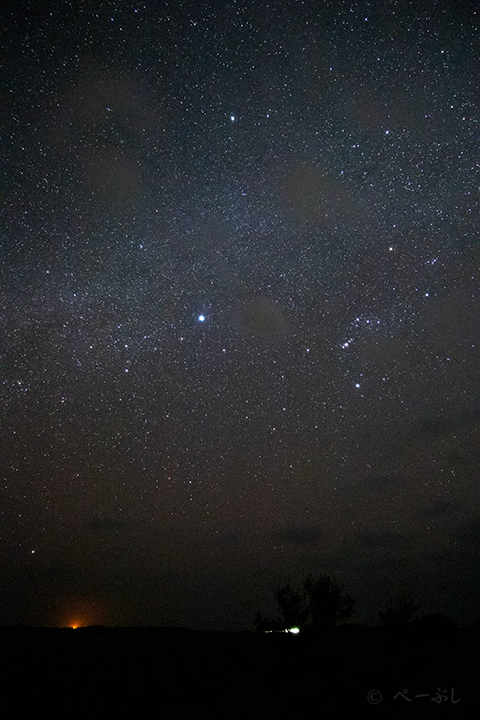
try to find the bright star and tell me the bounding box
[198,315,205,322]
[230,115,235,122]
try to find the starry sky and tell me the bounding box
[2,0,479,630]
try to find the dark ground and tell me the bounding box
[1,625,478,718]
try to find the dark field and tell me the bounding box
[1,625,478,718]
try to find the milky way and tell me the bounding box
[2,0,478,629]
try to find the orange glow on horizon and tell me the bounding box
[61,597,107,629]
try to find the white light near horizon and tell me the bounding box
[286,627,300,634]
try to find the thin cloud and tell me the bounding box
[88,516,128,531]
[273,525,324,547]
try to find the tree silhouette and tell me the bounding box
[409,613,456,633]
[378,595,419,629]
[258,574,355,632]
[274,578,309,629]
[303,574,355,631]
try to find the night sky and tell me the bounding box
[2,0,478,631]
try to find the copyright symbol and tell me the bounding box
[367,690,382,704]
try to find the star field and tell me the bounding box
[2,0,478,629]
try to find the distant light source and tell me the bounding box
[286,627,300,634]
[198,315,205,322]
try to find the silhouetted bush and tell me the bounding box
[409,613,457,634]
[378,596,419,629]
[258,574,355,633]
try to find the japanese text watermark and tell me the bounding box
[367,688,461,704]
